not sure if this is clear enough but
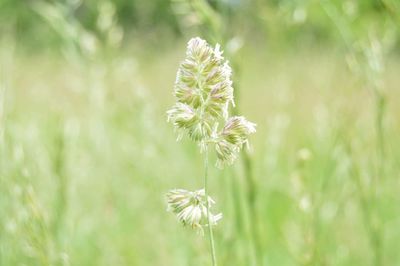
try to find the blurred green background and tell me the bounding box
[1,0,400,265]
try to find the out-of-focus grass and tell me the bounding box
[1,39,400,266]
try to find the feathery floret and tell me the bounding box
[222,116,256,146]
[166,189,222,232]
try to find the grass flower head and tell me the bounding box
[167,37,256,168]
[166,189,222,233]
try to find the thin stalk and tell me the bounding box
[374,90,385,178]
[350,152,382,266]
[203,147,217,266]
[52,122,67,254]
[371,81,385,266]
[229,170,244,235]
[242,150,262,265]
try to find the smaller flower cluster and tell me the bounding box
[166,189,222,233]
[167,37,256,168]
[215,116,256,168]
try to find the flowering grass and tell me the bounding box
[166,37,255,265]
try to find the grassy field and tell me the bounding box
[1,37,400,266]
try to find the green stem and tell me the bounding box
[375,90,385,178]
[372,84,385,266]
[242,150,262,265]
[347,144,382,266]
[52,121,67,254]
[204,147,217,266]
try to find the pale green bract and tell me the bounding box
[167,37,256,168]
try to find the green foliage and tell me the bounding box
[1,0,399,52]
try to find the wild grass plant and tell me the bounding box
[171,2,263,263]
[166,37,256,266]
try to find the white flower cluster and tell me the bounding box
[167,37,256,168]
[166,189,222,233]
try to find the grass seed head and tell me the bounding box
[167,37,256,168]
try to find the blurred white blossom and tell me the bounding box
[166,189,222,233]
